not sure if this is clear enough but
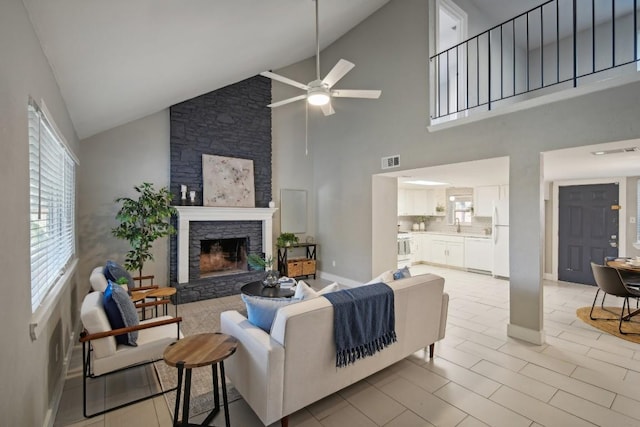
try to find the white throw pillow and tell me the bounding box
[294,281,340,300]
[365,269,395,285]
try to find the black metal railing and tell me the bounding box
[430,0,640,121]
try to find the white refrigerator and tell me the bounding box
[492,200,509,278]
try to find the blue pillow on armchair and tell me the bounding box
[103,280,139,346]
[103,260,135,290]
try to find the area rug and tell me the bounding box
[576,306,640,344]
[154,294,246,418]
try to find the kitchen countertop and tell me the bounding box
[401,231,492,239]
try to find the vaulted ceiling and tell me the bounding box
[23,0,390,139]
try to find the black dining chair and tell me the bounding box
[590,262,640,334]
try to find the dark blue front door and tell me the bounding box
[558,183,619,285]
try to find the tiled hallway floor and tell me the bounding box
[55,265,640,426]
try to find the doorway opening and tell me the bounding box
[436,0,468,116]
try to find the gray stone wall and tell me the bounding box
[169,75,272,207]
[169,75,273,301]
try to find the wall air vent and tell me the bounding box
[381,155,400,169]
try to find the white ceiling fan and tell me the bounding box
[260,0,381,116]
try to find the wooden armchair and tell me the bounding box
[80,291,183,417]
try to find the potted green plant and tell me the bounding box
[277,232,299,247]
[247,253,279,287]
[247,253,274,271]
[112,182,177,278]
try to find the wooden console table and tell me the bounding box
[277,243,317,279]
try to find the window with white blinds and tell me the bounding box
[28,98,77,313]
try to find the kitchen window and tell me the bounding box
[448,194,473,225]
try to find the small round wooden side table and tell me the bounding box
[163,333,238,427]
[146,287,178,317]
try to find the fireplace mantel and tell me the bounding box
[175,206,278,284]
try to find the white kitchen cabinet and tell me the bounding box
[430,235,465,267]
[412,233,431,263]
[425,188,447,216]
[473,185,499,217]
[410,190,428,215]
[398,189,428,215]
[464,237,493,271]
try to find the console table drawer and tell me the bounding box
[287,261,303,277]
[302,260,316,275]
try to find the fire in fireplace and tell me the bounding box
[200,238,248,278]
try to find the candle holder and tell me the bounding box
[189,191,196,204]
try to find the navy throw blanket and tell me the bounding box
[323,282,397,368]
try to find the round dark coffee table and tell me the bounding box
[240,281,295,298]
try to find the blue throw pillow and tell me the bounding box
[241,294,298,332]
[103,280,139,346]
[103,260,135,290]
[393,266,412,280]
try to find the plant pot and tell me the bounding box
[263,270,280,288]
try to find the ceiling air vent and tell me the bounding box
[381,155,400,169]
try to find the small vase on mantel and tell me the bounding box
[263,269,280,288]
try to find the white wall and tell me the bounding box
[78,110,171,285]
[0,0,81,424]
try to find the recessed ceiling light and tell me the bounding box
[405,180,449,186]
[591,147,639,156]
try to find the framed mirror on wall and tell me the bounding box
[281,189,307,233]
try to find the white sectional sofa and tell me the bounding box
[220,273,449,426]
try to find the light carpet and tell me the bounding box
[154,294,246,418]
[576,306,640,344]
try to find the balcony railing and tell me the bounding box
[430,0,640,122]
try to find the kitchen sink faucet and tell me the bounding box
[455,218,461,233]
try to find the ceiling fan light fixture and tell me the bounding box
[307,88,330,106]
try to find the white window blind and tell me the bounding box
[28,98,76,313]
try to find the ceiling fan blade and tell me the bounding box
[321,59,355,88]
[260,71,309,91]
[267,94,307,108]
[320,102,335,116]
[331,89,382,99]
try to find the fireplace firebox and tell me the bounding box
[199,238,248,278]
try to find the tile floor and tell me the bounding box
[55,265,640,426]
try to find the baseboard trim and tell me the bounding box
[317,270,360,288]
[543,273,554,281]
[507,323,546,346]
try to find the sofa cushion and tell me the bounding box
[365,269,395,285]
[103,281,139,346]
[293,281,340,300]
[241,294,298,332]
[103,260,135,290]
[393,266,412,280]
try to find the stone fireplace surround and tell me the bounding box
[173,206,277,303]
[169,76,273,302]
